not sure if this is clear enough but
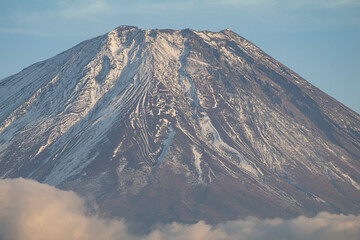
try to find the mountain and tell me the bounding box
[1,26,359,226]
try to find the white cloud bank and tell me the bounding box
[0,178,360,240]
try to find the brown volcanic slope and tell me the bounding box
[0,26,359,225]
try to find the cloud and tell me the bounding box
[3,0,359,38]
[0,27,68,37]
[57,0,113,20]
[207,0,360,8]
[9,0,113,23]
[149,213,360,240]
[1,178,360,240]
[13,0,359,24]
[0,178,128,240]
[282,0,360,8]
[70,0,360,11]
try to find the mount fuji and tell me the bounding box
[1,26,359,226]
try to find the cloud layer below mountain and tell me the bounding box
[0,178,359,240]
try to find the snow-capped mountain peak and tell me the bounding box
[1,26,359,224]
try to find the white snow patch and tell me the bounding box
[198,113,262,177]
[111,142,123,159]
[192,146,203,183]
[157,125,175,165]
[328,162,360,191]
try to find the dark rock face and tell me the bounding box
[1,26,359,225]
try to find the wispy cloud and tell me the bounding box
[207,0,360,8]
[5,0,360,30]
[0,27,68,37]
[10,0,114,23]
[57,0,113,20]
[301,0,360,8]
[1,178,360,240]
[9,0,360,25]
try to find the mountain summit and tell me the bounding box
[1,26,359,225]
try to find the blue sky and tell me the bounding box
[0,0,359,113]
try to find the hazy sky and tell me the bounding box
[0,0,359,113]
